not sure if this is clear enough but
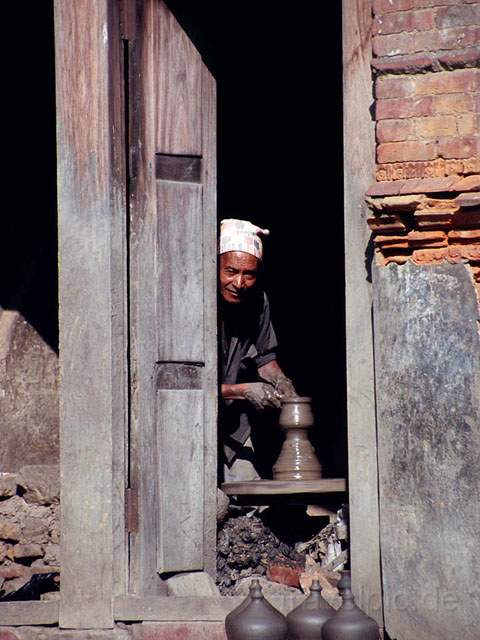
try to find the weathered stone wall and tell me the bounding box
[0,311,59,472]
[0,466,59,599]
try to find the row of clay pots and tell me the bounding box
[225,571,380,639]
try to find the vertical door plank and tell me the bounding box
[156,181,204,362]
[55,0,126,627]
[154,2,202,155]
[156,389,204,573]
[128,0,217,593]
[128,0,162,595]
[201,64,218,579]
[109,0,129,599]
[342,0,384,627]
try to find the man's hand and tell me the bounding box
[257,361,298,399]
[244,382,282,410]
[273,376,297,398]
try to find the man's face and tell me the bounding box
[219,251,259,305]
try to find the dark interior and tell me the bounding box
[168,1,347,479]
[1,1,346,478]
[1,2,58,352]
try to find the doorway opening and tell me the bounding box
[167,0,346,594]
[168,0,346,480]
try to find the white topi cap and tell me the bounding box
[219,219,270,260]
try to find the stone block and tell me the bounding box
[0,563,30,579]
[433,93,474,115]
[166,571,220,597]
[0,522,21,542]
[371,194,427,212]
[439,45,480,70]
[13,543,43,559]
[447,243,480,261]
[374,235,410,250]
[413,0,476,6]
[457,113,477,136]
[448,229,480,242]
[436,4,480,29]
[408,230,448,247]
[372,52,441,75]
[375,76,415,99]
[20,516,50,545]
[0,311,59,473]
[366,175,462,197]
[267,564,302,588]
[415,115,457,139]
[0,496,26,518]
[376,97,416,120]
[437,136,480,159]
[373,8,435,35]
[0,542,11,562]
[43,542,60,565]
[216,488,229,523]
[414,68,480,96]
[232,576,299,597]
[17,466,59,506]
[368,214,407,233]
[412,247,448,264]
[456,192,480,207]
[376,119,415,143]
[414,210,454,229]
[373,0,414,15]
[377,141,436,163]
[373,32,414,58]
[0,474,17,498]
[453,175,480,191]
[414,25,480,53]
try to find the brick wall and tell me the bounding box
[367,0,480,280]
[373,1,479,179]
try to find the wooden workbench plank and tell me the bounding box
[221,479,346,495]
[0,601,59,626]
[114,595,303,621]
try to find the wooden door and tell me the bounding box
[127,0,217,594]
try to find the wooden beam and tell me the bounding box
[114,595,304,621]
[54,0,126,628]
[342,0,384,627]
[0,601,59,626]
[221,479,347,495]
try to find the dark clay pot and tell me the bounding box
[287,579,334,639]
[225,579,288,640]
[321,571,380,640]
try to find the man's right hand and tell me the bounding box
[243,382,282,411]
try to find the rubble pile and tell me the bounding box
[0,466,60,600]
[216,505,348,601]
[216,513,305,595]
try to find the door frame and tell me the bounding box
[0,0,384,630]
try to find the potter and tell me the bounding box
[219,218,297,482]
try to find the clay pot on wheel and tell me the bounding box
[273,397,322,480]
[225,578,288,640]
